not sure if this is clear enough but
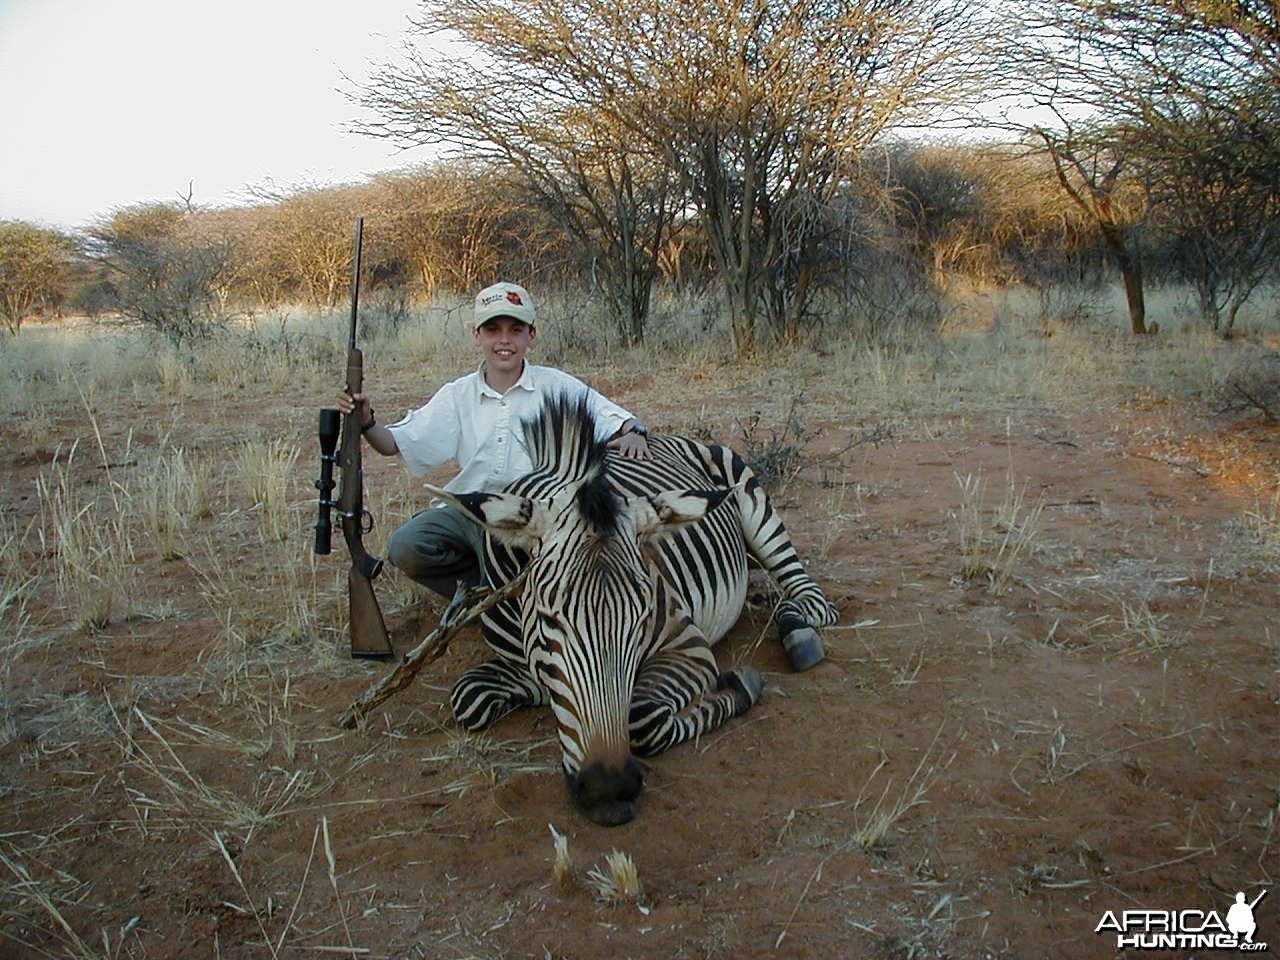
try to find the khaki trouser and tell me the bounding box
[385,505,486,598]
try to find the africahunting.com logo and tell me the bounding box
[1096,889,1269,951]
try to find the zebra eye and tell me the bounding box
[536,609,566,635]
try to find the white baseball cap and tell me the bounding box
[474,281,536,328]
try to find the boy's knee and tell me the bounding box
[384,512,481,596]
[384,528,418,577]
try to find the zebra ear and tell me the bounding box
[421,483,549,545]
[632,488,730,539]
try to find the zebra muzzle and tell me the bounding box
[568,757,644,826]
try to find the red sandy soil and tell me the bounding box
[2,387,1276,960]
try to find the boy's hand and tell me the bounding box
[337,389,374,429]
[608,431,652,461]
[338,388,398,456]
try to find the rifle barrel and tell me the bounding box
[348,216,363,350]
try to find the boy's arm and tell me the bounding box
[610,418,645,439]
[361,418,399,456]
[381,379,466,477]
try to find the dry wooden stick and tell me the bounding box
[336,568,529,729]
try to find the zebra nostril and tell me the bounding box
[617,757,643,801]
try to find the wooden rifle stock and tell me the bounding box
[323,217,393,660]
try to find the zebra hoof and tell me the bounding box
[782,627,825,672]
[718,666,763,708]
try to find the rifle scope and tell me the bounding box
[313,407,341,554]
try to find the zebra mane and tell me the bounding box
[521,391,620,535]
[522,391,606,481]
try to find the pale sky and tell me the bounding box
[0,0,430,231]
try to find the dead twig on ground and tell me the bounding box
[1129,452,1210,477]
[336,569,529,729]
[1056,722,1212,781]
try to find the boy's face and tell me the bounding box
[474,315,536,377]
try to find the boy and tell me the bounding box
[339,281,650,599]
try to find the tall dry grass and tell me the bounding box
[950,470,1046,593]
[3,281,1272,643]
[0,513,34,624]
[134,447,216,560]
[4,283,1273,635]
[234,438,302,544]
[35,444,137,630]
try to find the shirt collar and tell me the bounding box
[477,360,538,399]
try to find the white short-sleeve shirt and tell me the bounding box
[387,363,634,493]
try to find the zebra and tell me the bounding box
[423,393,837,825]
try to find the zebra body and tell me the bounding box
[429,395,836,824]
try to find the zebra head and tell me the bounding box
[424,394,729,825]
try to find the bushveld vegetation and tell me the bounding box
[5,0,1280,349]
[5,134,1279,349]
[2,286,1277,957]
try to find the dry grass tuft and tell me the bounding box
[134,446,215,560]
[548,823,575,890]
[35,445,137,630]
[1112,598,1183,652]
[1231,491,1280,571]
[111,704,317,849]
[950,470,1044,593]
[851,725,950,853]
[422,729,560,798]
[0,513,36,624]
[586,850,645,904]
[235,438,302,543]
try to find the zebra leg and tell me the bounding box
[628,617,763,756]
[700,445,838,670]
[450,657,549,732]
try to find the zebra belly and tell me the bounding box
[680,563,748,645]
[606,440,752,646]
[657,509,750,645]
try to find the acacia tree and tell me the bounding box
[1034,126,1149,334]
[1145,100,1280,333]
[89,204,237,344]
[372,163,553,299]
[362,0,990,350]
[1004,0,1280,333]
[642,0,990,347]
[0,221,75,335]
[250,186,368,308]
[360,5,682,345]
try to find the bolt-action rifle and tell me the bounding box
[313,217,393,660]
